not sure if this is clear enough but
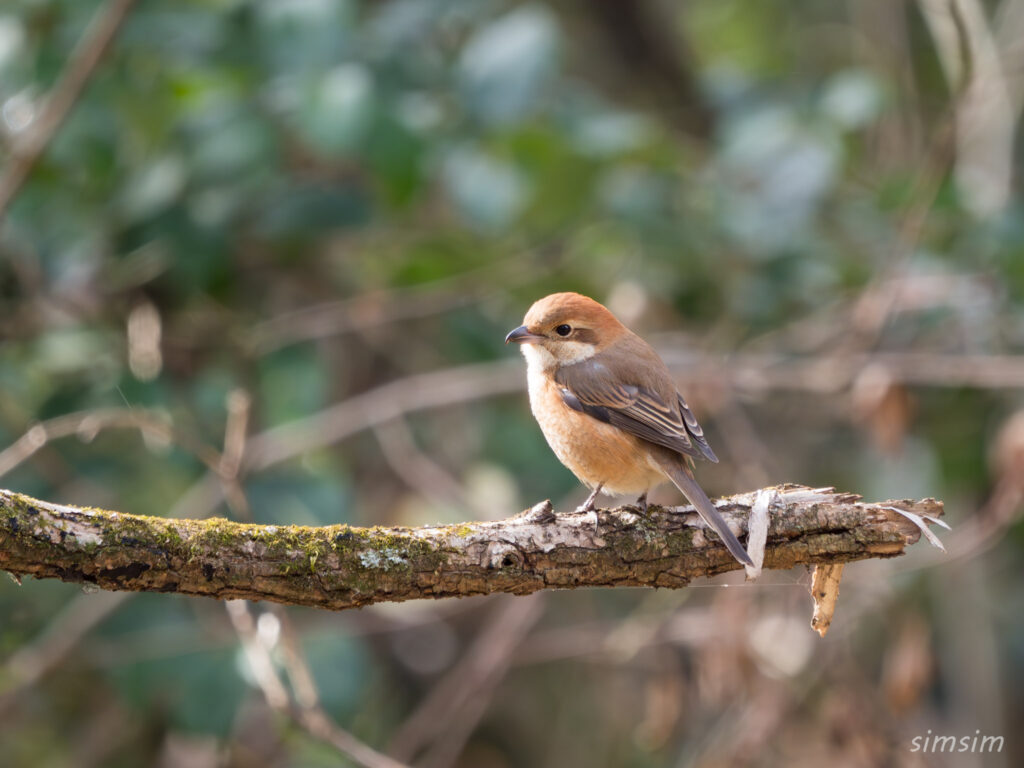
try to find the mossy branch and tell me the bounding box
[0,485,944,612]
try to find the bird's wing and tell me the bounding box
[555,353,718,463]
[676,392,718,463]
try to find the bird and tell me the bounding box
[505,291,753,566]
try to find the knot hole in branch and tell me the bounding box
[483,542,525,570]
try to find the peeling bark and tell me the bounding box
[810,564,845,637]
[0,485,944,612]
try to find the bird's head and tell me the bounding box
[505,292,626,370]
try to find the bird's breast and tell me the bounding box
[526,365,665,495]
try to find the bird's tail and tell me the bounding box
[657,459,753,566]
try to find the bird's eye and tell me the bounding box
[555,324,572,337]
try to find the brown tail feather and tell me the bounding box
[657,458,752,566]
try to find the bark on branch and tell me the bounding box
[0,485,944,612]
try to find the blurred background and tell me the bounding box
[1,0,1022,766]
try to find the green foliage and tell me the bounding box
[1,0,1022,765]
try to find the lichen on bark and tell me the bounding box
[0,485,944,613]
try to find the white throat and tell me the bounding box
[521,343,556,373]
[521,341,597,374]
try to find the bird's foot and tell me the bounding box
[575,483,603,514]
[573,503,601,532]
[634,492,649,515]
[576,484,603,532]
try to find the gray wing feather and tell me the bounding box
[677,394,718,463]
[556,356,718,463]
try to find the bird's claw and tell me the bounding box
[571,501,599,533]
[576,483,603,529]
[634,492,649,515]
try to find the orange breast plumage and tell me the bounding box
[527,367,667,496]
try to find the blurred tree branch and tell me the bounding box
[918,0,1024,218]
[587,0,714,137]
[157,350,1024,522]
[225,600,408,768]
[0,0,138,217]
[1,485,943,615]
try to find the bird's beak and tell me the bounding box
[505,325,543,345]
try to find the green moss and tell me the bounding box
[633,514,660,543]
[1,490,454,596]
[607,514,701,562]
[661,527,698,555]
[349,529,442,572]
[157,524,185,551]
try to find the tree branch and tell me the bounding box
[0,0,138,217]
[0,485,943,612]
